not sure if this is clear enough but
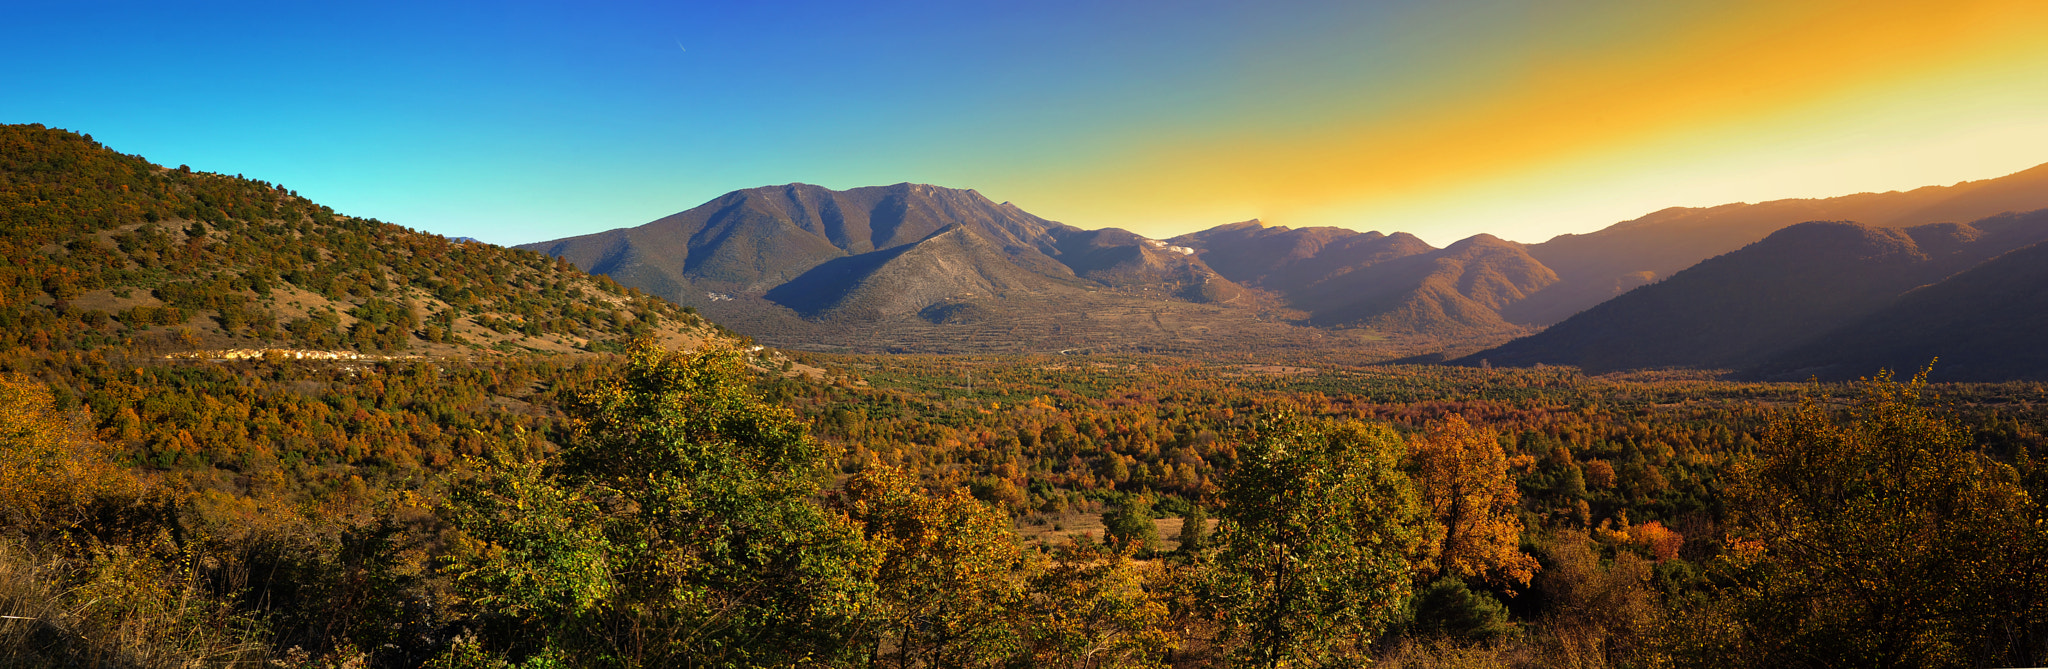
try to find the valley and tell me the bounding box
[522,165,2048,376]
[3,124,2047,668]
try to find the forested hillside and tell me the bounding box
[0,124,710,358]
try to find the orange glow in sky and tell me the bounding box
[997,0,2048,245]
[16,1,2048,245]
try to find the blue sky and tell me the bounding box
[10,1,2048,246]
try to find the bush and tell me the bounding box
[1102,495,1161,554]
[1410,578,1513,643]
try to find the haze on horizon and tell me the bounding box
[9,0,2048,247]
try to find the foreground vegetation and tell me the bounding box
[8,121,2044,667]
[0,339,2043,668]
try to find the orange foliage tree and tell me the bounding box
[1409,414,1539,591]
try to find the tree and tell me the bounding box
[1101,495,1161,555]
[1409,578,1512,644]
[1206,416,1429,667]
[440,447,614,644]
[835,465,1023,667]
[0,375,166,539]
[1019,539,1176,668]
[441,341,878,667]
[1674,368,2046,668]
[1177,504,1208,553]
[1409,414,1539,591]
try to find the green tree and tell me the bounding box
[441,341,878,668]
[1101,495,1161,555]
[441,448,614,642]
[1206,416,1429,667]
[1177,504,1209,554]
[1408,578,1512,644]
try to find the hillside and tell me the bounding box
[1752,235,2048,382]
[1469,211,2048,373]
[765,223,1084,319]
[1506,161,2048,325]
[0,123,715,359]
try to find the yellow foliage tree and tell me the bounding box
[0,376,166,539]
[1409,414,1539,591]
[837,465,1026,667]
[1018,539,1175,668]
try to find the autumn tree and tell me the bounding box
[1673,369,2046,667]
[1409,414,1539,591]
[1018,539,1176,668]
[0,375,168,540]
[1206,416,1429,667]
[836,465,1023,667]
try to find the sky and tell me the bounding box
[8,0,2048,247]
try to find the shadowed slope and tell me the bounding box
[1510,161,2048,325]
[1753,230,2048,381]
[1472,211,2048,373]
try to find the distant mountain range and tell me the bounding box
[1751,230,2048,381]
[1509,161,2048,326]
[24,118,2040,379]
[1467,211,2048,379]
[518,184,1568,351]
[523,163,2048,370]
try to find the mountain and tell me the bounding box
[764,223,1083,319]
[0,123,713,358]
[1169,223,1552,336]
[525,184,1562,353]
[1169,222,1434,300]
[1505,161,2048,325]
[525,183,1080,296]
[1051,226,1253,304]
[517,161,2048,358]
[1751,234,2048,382]
[1467,211,2048,373]
[521,184,1347,355]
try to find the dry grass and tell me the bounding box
[0,539,268,668]
[1378,638,1529,669]
[1013,512,1212,553]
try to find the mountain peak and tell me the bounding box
[1447,232,1514,250]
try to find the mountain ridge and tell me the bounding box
[1511,161,2048,325]
[1466,210,2048,375]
